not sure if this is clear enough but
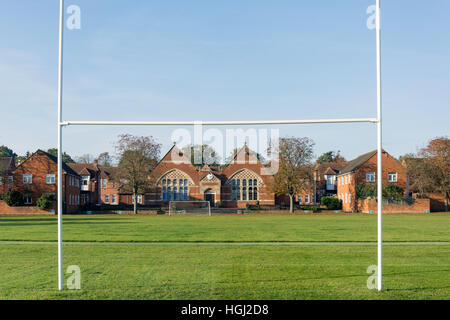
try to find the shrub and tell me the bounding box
[321,196,342,210]
[2,190,24,207]
[356,183,404,201]
[37,193,56,210]
[299,205,319,212]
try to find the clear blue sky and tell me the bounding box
[0,0,448,162]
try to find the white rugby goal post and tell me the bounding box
[169,201,211,216]
[56,0,384,291]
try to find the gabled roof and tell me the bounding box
[339,150,386,174]
[67,163,100,178]
[315,161,347,176]
[98,166,118,179]
[159,144,191,164]
[28,150,80,176]
[0,157,15,173]
[226,145,261,166]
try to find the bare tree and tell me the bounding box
[76,154,94,164]
[271,137,315,213]
[96,152,113,166]
[115,134,161,214]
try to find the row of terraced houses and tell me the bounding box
[1,145,429,214]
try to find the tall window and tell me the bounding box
[112,194,117,204]
[102,179,107,189]
[388,172,397,183]
[104,194,109,204]
[82,176,89,186]
[161,178,189,201]
[24,194,32,205]
[231,178,258,201]
[366,172,375,182]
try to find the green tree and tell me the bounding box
[316,151,346,164]
[46,148,75,163]
[0,145,17,158]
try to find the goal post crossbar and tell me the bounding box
[60,118,378,127]
[56,0,384,292]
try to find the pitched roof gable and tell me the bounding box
[339,150,387,174]
[159,145,191,165]
[26,150,80,176]
[0,157,15,172]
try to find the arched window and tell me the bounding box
[184,187,188,200]
[242,187,247,200]
[162,187,167,200]
[248,187,253,200]
[167,187,172,200]
[253,187,258,200]
[173,187,178,200]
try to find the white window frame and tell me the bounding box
[23,174,33,184]
[104,194,109,204]
[388,172,397,183]
[366,172,375,183]
[46,174,56,185]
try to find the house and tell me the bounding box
[0,157,16,194]
[336,150,407,212]
[309,161,347,204]
[98,166,122,206]
[13,150,81,213]
[67,162,101,207]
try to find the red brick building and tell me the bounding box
[0,157,15,194]
[336,150,407,212]
[13,150,81,213]
[144,145,275,208]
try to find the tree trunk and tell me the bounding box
[289,194,294,214]
[133,191,138,214]
[445,191,449,212]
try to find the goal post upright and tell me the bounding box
[376,0,383,292]
[57,0,64,292]
[55,0,384,291]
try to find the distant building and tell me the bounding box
[336,150,407,212]
[13,150,81,213]
[0,157,15,194]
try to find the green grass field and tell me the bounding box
[0,213,449,300]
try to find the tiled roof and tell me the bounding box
[67,163,99,178]
[0,157,14,172]
[339,150,385,174]
[37,150,80,176]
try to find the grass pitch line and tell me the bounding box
[0,241,449,246]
